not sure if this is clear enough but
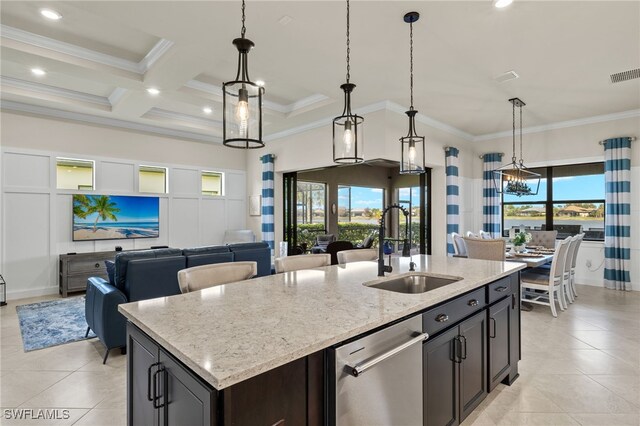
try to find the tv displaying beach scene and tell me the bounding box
[73,195,160,241]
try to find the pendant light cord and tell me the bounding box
[241,0,246,38]
[409,20,414,109]
[512,101,517,163]
[519,104,523,165]
[346,0,351,83]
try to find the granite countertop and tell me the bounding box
[119,255,525,390]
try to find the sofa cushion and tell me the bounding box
[186,252,234,268]
[124,256,185,302]
[182,245,230,256]
[231,248,271,277]
[114,248,182,291]
[104,260,116,286]
[228,242,270,251]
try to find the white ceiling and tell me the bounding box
[1,1,639,144]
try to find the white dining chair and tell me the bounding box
[479,230,493,239]
[274,254,331,273]
[177,261,257,293]
[337,249,378,264]
[466,231,479,238]
[569,233,585,299]
[562,235,581,304]
[450,232,467,257]
[520,237,571,317]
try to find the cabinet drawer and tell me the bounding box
[423,288,486,336]
[67,274,106,292]
[68,259,109,273]
[487,277,512,304]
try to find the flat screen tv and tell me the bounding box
[73,195,160,241]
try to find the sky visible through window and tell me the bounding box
[503,175,604,203]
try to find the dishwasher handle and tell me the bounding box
[347,332,429,377]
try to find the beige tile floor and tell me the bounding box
[1,285,639,425]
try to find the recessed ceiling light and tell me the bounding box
[255,80,265,87]
[146,87,160,96]
[278,15,293,26]
[494,0,513,8]
[203,107,213,114]
[40,9,62,20]
[31,68,46,76]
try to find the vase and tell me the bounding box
[514,244,525,253]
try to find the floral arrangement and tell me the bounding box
[512,231,531,246]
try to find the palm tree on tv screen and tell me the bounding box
[90,195,120,232]
[73,194,91,219]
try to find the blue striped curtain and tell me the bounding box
[483,153,503,238]
[604,138,632,291]
[261,154,275,257]
[446,147,460,255]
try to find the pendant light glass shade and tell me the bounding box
[400,110,425,174]
[399,12,426,174]
[222,1,264,149]
[333,0,364,164]
[492,98,541,196]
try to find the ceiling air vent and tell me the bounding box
[494,70,519,84]
[610,68,640,84]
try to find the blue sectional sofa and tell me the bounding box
[85,242,271,363]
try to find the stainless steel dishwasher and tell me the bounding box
[330,315,427,426]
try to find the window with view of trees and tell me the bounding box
[296,181,327,248]
[502,162,605,240]
[337,185,384,244]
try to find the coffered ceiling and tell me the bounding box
[1,1,639,144]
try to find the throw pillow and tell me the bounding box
[105,260,116,286]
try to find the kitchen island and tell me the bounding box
[119,255,525,426]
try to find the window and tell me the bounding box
[398,186,421,246]
[338,185,384,244]
[202,171,224,196]
[139,166,167,194]
[56,157,94,190]
[296,181,327,248]
[502,163,605,240]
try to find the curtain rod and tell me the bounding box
[599,136,636,145]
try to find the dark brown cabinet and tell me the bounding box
[127,323,217,426]
[424,310,487,426]
[488,294,512,391]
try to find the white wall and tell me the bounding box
[245,109,475,258]
[1,112,247,300]
[471,116,640,290]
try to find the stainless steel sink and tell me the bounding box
[364,273,462,294]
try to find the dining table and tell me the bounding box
[505,252,554,268]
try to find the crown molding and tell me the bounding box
[145,107,223,128]
[473,109,640,142]
[1,76,111,106]
[107,87,127,106]
[139,39,174,73]
[1,100,220,144]
[1,25,173,75]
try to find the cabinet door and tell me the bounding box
[488,297,511,391]
[459,311,487,422]
[424,327,459,426]
[224,357,307,426]
[127,324,159,426]
[158,349,216,426]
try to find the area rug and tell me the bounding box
[16,296,96,351]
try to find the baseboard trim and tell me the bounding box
[576,280,639,291]
[7,286,59,301]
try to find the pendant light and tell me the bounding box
[222,0,264,149]
[492,98,541,196]
[333,0,364,164]
[399,12,426,175]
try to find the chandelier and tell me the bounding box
[492,98,540,196]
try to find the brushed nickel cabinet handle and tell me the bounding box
[436,314,449,323]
